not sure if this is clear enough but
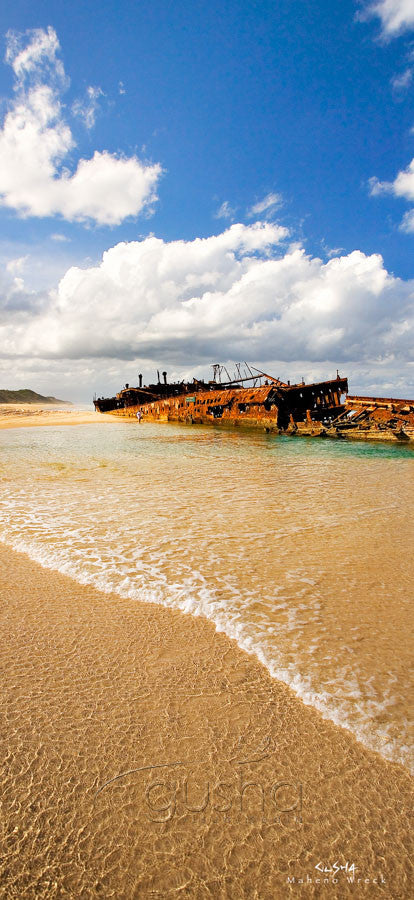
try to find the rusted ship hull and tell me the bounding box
[94,371,414,444]
[322,395,414,443]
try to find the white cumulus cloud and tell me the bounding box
[247,193,282,218]
[392,157,414,202]
[214,200,236,220]
[0,28,162,225]
[0,222,412,401]
[362,2,414,229]
[401,208,414,231]
[391,66,413,91]
[5,25,66,86]
[50,233,70,242]
[370,158,414,230]
[72,85,104,130]
[6,256,28,275]
[360,0,414,37]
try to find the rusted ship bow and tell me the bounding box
[94,366,414,443]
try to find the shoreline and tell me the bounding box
[0,542,412,897]
[0,403,117,430]
[2,406,414,451]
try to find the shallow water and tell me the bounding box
[1,421,413,769]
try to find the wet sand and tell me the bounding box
[0,404,114,430]
[0,544,412,898]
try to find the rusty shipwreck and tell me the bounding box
[93,365,414,443]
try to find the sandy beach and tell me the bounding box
[2,2,414,896]
[0,404,115,430]
[0,542,412,898]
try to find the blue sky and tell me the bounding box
[0,0,413,400]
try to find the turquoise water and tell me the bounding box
[1,422,413,769]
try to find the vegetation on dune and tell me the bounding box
[0,389,71,405]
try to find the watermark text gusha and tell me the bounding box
[94,755,302,825]
[287,861,387,886]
